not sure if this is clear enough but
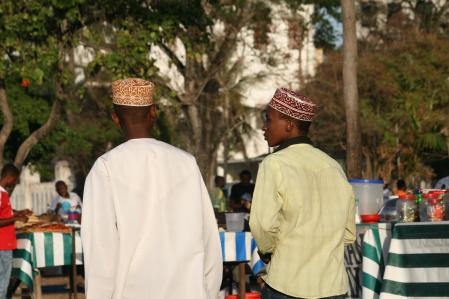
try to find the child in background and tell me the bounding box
[395,179,407,197]
[0,164,30,299]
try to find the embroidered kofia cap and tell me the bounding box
[112,78,155,106]
[268,88,316,122]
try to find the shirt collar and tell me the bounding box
[274,136,313,153]
[0,186,6,193]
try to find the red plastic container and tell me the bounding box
[360,214,381,223]
[226,292,261,299]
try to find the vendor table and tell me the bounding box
[362,222,449,298]
[12,230,82,298]
[220,231,264,273]
[220,231,264,299]
[13,230,262,299]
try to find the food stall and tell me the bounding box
[355,185,449,298]
[362,222,449,298]
[12,214,81,299]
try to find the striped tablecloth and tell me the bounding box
[362,223,392,298]
[12,232,83,289]
[219,231,265,275]
[14,231,263,289]
[362,222,449,298]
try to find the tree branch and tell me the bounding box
[191,4,254,103]
[207,11,253,81]
[159,42,186,76]
[14,98,62,168]
[0,78,14,169]
[14,41,66,168]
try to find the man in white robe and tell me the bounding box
[81,78,222,299]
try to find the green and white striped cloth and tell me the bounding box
[362,223,392,298]
[12,232,83,289]
[363,222,449,298]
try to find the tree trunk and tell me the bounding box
[14,99,62,168]
[14,41,66,168]
[0,78,14,169]
[341,0,362,178]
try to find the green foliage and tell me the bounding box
[283,0,341,50]
[305,29,449,183]
[0,0,102,175]
[310,0,341,49]
[0,0,342,184]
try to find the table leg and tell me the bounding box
[33,270,42,299]
[71,228,78,299]
[239,263,245,299]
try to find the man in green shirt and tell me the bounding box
[210,175,228,213]
[250,88,356,299]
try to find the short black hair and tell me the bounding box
[55,180,67,188]
[214,175,224,184]
[114,104,152,126]
[239,170,252,178]
[1,164,20,179]
[397,179,406,190]
[214,176,225,187]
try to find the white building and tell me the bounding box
[150,3,321,180]
[10,161,75,214]
[69,2,322,181]
[229,3,319,161]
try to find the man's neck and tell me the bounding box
[124,128,152,140]
[0,179,7,189]
[125,133,152,140]
[274,135,312,153]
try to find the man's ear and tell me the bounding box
[148,104,157,123]
[285,119,294,132]
[111,112,121,129]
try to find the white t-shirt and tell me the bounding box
[49,192,82,221]
[435,176,449,189]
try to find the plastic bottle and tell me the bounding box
[415,189,424,221]
[444,190,449,220]
[427,197,444,222]
[396,194,417,222]
[419,193,430,222]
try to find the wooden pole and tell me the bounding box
[341,0,362,178]
[71,228,78,299]
[239,263,245,299]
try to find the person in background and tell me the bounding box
[434,175,449,189]
[49,180,82,224]
[250,88,355,299]
[0,164,30,299]
[81,78,222,299]
[230,170,254,212]
[210,175,228,213]
[395,179,407,197]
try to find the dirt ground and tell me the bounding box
[12,276,85,299]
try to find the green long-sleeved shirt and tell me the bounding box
[249,143,356,298]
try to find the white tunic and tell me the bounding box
[81,138,222,299]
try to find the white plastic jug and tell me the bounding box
[349,179,384,215]
[225,212,245,232]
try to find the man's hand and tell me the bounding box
[16,215,29,223]
[15,209,32,217]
